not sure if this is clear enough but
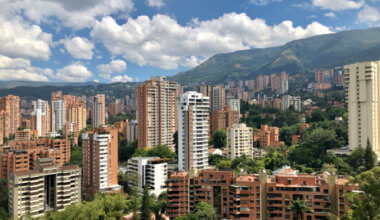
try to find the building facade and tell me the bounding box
[8,158,81,219]
[82,126,121,195]
[345,61,380,158]
[210,107,240,134]
[0,95,20,137]
[91,94,106,127]
[227,124,253,160]
[211,85,225,111]
[137,77,178,149]
[52,100,66,133]
[178,91,210,171]
[282,95,302,112]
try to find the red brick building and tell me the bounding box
[211,107,239,134]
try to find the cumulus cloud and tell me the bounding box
[110,75,133,82]
[91,13,331,70]
[324,12,336,18]
[56,62,92,82]
[63,37,94,60]
[0,55,51,81]
[0,16,52,60]
[357,5,380,25]
[312,0,364,11]
[2,0,134,29]
[147,0,164,8]
[97,59,127,79]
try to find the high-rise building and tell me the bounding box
[345,61,380,158]
[82,126,121,195]
[31,99,50,136]
[52,100,66,132]
[195,85,212,98]
[67,105,87,131]
[91,94,106,127]
[282,95,302,111]
[51,90,63,102]
[8,158,81,219]
[14,128,38,141]
[127,157,168,196]
[167,168,358,220]
[178,91,210,171]
[108,98,125,117]
[0,110,8,143]
[211,85,225,110]
[137,77,178,149]
[227,98,240,113]
[210,107,239,134]
[227,124,253,160]
[0,95,20,136]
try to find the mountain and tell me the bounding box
[0,82,138,100]
[0,81,99,89]
[170,27,380,85]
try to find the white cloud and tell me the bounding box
[56,62,92,82]
[2,0,134,30]
[250,0,282,6]
[357,5,380,24]
[63,37,94,60]
[312,0,364,11]
[91,13,331,70]
[110,75,133,82]
[0,55,51,81]
[324,12,336,18]
[97,59,127,79]
[0,16,52,60]
[147,0,164,8]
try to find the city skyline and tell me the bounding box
[1,0,380,83]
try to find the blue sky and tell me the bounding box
[0,0,379,83]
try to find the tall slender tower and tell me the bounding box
[211,85,225,111]
[52,100,65,132]
[345,61,380,159]
[91,94,106,127]
[138,77,178,149]
[178,91,210,171]
[0,95,20,135]
[31,99,50,136]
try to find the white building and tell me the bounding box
[127,120,138,142]
[127,157,168,196]
[227,123,253,160]
[282,95,301,111]
[31,99,50,136]
[345,61,380,159]
[52,100,65,132]
[227,98,240,114]
[178,91,210,171]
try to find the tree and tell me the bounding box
[141,186,151,220]
[344,167,380,220]
[194,202,217,220]
[216,160,231,170]
[173,131,178,156]
[364,139,375,171]
[68,145,83,166]
[213,129,226,149]
[288,198,313,220]
[151,192,167,220]
[0,178,7,219]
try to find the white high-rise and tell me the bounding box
[52,100,65,132]
[227,123,253,160]
[345,61,380,159]
[31,99,50,136]
[178,91,210,171]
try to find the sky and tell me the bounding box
[1,0,380,83]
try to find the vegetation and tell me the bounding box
[344,167,380,219]
[288,198,313,220]
[133,145,176,161]
[212,129,226,148]
[119,140,138,162]
[107,113,136,124]
[141,187,151,220]
[0,178,8,219]
[67,145,83,166]
[175,202,217,220]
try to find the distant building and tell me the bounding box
[67,104,87,131]
[91,94,106,127]
[8,158,81,219]
[345,61,380,159]
[127,157,168,196]
[282,95,301,111]
[227,124,253,160]
[227,98,240,113]
[0,95,20,137]
[137,77,178,149]
[31,99,50,136]
[211,85,225,110]
[257,124,284,148]
[178,91,210,171]
[14,129,38,141]
[82,126,121,195]
[211,107,239,134]
[52,100,65,132]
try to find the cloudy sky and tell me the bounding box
[0,0,379,83]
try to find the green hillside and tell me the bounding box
[170,27,380,85]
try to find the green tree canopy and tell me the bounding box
[212,129,226,149]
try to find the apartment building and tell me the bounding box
[227,124,253,160]
[108,98,125,117]
[8,158,81,219]
[0,138,70,180]
[0,95,20,137]
[345,61,380,158]
[211,106,239,134]
[14,129,38,141]
[67,104,87,131]
[211,85,226,111]
[315,69,334,90]
[227,98,240,113]
[127,157,168,196]
[82,126,121,195]
[91,94,106,127]
[31,99,50,136]
[167,167,358,220]
[256,124,284,148]
[138,77,178,149]
[178,91,210,171]
[52,100,66,133]
[282,95,302,112]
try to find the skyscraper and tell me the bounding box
[91,94,106,127]
[31,99,50,136]
[52,100,65,132]
[345,61,380,158]
[67,105,87,131]
[178,91,210,171]
[82,126,121,195]
[211,85,225,110]
[137,77,178,149]
[0,95,20,135]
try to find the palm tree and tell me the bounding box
[288,198,313,220]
